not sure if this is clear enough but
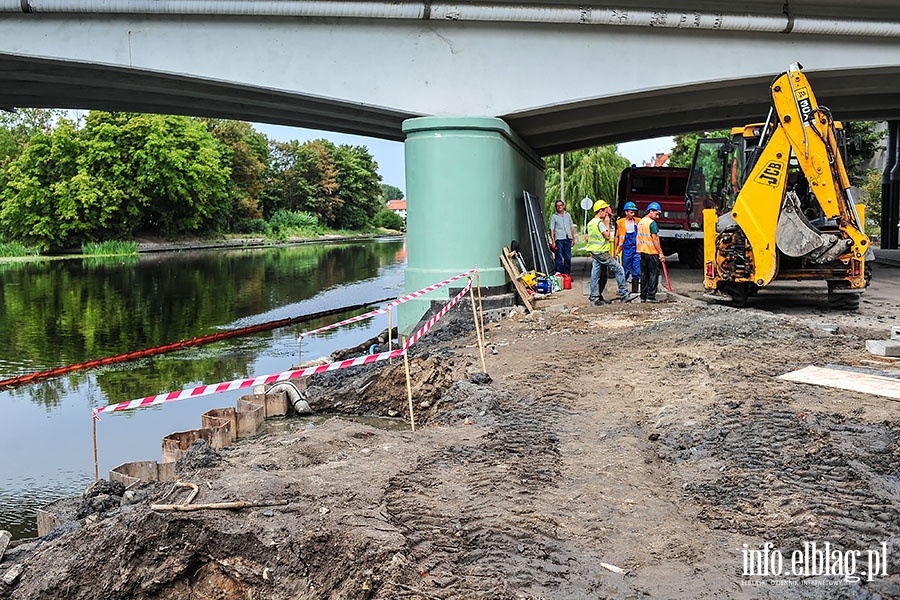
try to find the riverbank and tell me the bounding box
[133,231,404,254]
[1,262,898,599]
[0,230,404,262]
[0,238,408,543]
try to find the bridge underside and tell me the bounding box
[5,53,900,156]
[0,54,411,142]
[4,4,900,154]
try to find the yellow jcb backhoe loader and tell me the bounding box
[688,63,871,309]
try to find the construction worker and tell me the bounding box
[585,199,639,306]
[614,201,641,293]
[637,201,666,303]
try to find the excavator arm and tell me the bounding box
[726,63,869,288]
[773,65,868,258]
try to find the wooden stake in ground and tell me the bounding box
[402,336,416,431]
[475,267,486,348]
[388,308,393,364]
[469,278,487,373]
[92,417,99,481]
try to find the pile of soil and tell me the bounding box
[1,296,898,599]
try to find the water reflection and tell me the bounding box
[0,238,406,539]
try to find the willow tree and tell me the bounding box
[544,145,630,233]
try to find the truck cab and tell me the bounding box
[615,166,701,267]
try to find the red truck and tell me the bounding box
[615,166,704,268]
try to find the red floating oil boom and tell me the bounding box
[0,296,396,390]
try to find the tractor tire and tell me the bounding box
[721,283,750,307]
[827,290,860,311]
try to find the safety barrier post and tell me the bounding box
[92,417,99,481]
[402,336,415,432]
[475,266,486,348]
[468,277,487,373]
[388,309,393,364]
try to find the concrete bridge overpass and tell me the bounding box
[2,0,900,324]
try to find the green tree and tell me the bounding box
[667,131,730,168]
[261,140,320,218]
[331,143,383,230]
[0,123,82,249]
[374,209,405,231]
[860,168,882,238]
[0,108,61,144]
[544,146,630,230]
[1,112,233,248]
[262,138,385,230]
[115,113,232,236]
[203,119,269,221]
[380,183,404,201]
[1,108,64,194]
[842,121,885,187]
[306,139,341,225]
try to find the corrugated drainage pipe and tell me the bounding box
[3,1,900,38]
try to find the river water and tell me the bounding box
[0,238,407,539]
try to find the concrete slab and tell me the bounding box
[865,340,900,357]
[779,365,900,400]
[873,248,900,267]
[0,529,10,560]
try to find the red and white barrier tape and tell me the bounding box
[298,267,476,340]
[92,279,473,419]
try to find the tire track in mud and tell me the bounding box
[379,381,591,600]
[657,401,900,597]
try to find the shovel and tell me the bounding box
[661,259,673,292]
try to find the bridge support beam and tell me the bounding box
[883,120,900,250]
[400,116,545,332]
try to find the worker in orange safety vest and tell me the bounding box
[637,202,666,303]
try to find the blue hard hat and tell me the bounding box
[624,202,638,211]
[646,202,662,212]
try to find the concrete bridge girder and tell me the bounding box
[3,11,900,152]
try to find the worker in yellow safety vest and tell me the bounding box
[637,202,666,303]
[585,199,639,306]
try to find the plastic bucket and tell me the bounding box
[535,278,551,294]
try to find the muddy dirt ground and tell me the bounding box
[1,258,899,599]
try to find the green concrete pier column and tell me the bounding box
[400,116,545,332]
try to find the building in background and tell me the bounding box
[643,152,670,167]
[386,199,407,222]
